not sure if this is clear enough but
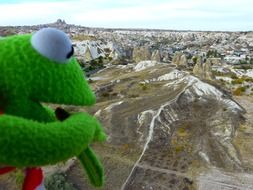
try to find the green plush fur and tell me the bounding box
[0,35,95,117]
[0,112,101,166]
[0,32,106,187]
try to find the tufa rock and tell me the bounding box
[193,57,215,80]
[55,19,66,25]
[172,51,188,67]
[151,50,161,62]
[132,46,151,63]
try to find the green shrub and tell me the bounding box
[128,94,139,98]
[233,88,242,96]
[101,92,110,97]
[231,74,238,79]
[192,56,198,65]
[239,60,248,65]
[139,83,148,90]
[231,78,244,85]
[72,34,96,41]
[233,86,246,96]
[234,65,253,70]
[245,77,253,83]
[241,86,247,92]
[207,49,221,58]
[44,172,76,190]
[219,78,225,83]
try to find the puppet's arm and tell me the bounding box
[55,107,105,187]
[0,112,105,167]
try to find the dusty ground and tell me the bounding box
[234,96,253,172]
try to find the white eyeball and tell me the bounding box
[31,28,74,63]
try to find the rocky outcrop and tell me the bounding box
[151,50,161,62]
[172,51,188,67]
[133,60,159,71]
[55,19,66,25]
[73,41,105,62]
[132,46,151,63]
[193,57,215,80]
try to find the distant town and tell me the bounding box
[1,19,253,64]
[1,19,253,95]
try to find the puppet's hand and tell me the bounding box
[55,107,106,142]
[93,120,107,142]
[65,113,106,187]
[65,112,105,144]
[0,112,104,167]
[69,113,106,143]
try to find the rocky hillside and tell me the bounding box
[59,61,253,190]
[1,61,253,190]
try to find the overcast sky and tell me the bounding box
[0,0,252,31]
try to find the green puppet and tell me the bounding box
[0,28,106,189]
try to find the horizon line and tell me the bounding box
[1,20,253,33]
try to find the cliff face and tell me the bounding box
[62,62,253,190]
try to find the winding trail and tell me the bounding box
[120,101,171,190]
[120,90,187,189]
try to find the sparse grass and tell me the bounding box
[231,77,253,86]
[177,127,188,137]
[212,70,238,79]
[234,123,253,171]
[119,143,133,156]
[231,78,245,85]
[245,77,253,83]
[218,78,226,85]
[15,170,25,188]
[171,124,192,155]
[44,172,76,190]
[175,145,185,153]
[233,86,246,96]
[72,34,96,41]
[101,92,110,97]
[128,94,139,98]
[238,124,249,133]
[231,74,239,79]
[139,83,148,91]
[84,62,105,72]
[111,92,118,96]
[234,64,253,70]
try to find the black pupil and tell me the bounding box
[66,46,74,59]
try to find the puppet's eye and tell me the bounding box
[31,28,74,64]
